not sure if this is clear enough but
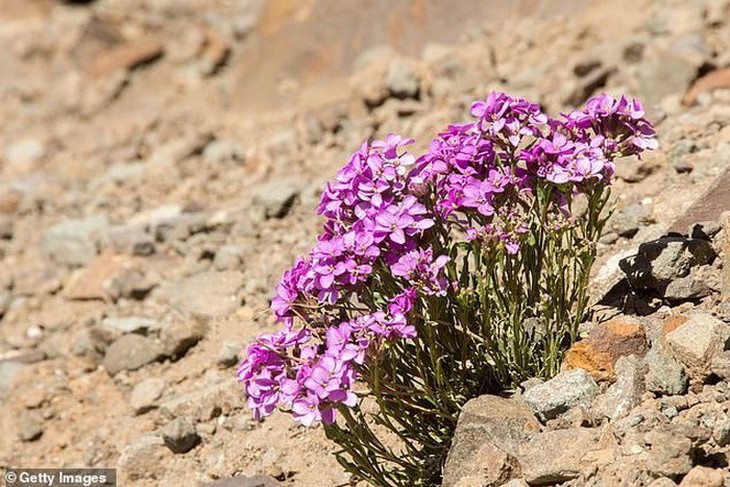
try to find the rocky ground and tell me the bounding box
[0,0,729,486]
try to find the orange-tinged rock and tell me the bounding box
[563,317,649,381]
[64,251,134,301]
[90,39,164,78]
[563,342,614,380]
[663,315,690,336]
[683,67,730,106]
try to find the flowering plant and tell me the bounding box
[238,92,656,485]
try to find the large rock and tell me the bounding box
[159,271,244,318]
[669,168,730,233]
[644,346,688,396]
[523,369,599,421]
[645,428,693,479]
[562,317,648,381]
[637,45,698,106]
[679,466,725,487]
[442,395,540,487]
[619,237,716,290]
[159,317,206,360]
[42,215,108,267]
[102,334,161,375]
[592,356,647,421]
[159,417,200,454]
[517,427,616,485]
[665,313,728,379]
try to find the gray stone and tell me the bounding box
[160,271,244,318]
[517,427,616,485]
[153,213,208,242]
[619,237,716,290]
[97,316,160,342]
[159,417,200,454]
[712,418,730,447]
[130,378,166,415]
[710,351,730,381]
[104,225,155,256]
[213,244,245,271]
[660,274,712,301]
[442,395,539,487]
[665,313,727,379]
[127,204,183,228]
[593,355,647,421]
[42,215,109,267]
[645,346,688,396]
[645,428,693,479]
[523,369,599,421]
[102,334,160,375]
[202,475,279,487]
[159,383,241,422]
[18,412,43,441]
[159,318,206,360]
[250,180,300,220]
[386,58,419,99]
[217,342,241,367]
[611,203,654,238]
[637,46,697,106]
[202,140,245,165]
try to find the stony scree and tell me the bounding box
[2,1,730,485]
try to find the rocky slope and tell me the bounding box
[0,0,729,486]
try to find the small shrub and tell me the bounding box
[238,92,657,486]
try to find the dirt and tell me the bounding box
[0,0,728,485]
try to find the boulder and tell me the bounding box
[517,427,616,485]
[442,395,539,487]
[665,313,728,379]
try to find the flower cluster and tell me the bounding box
[239,92,657,429]
[241,136,444,426]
